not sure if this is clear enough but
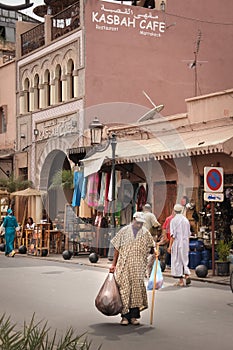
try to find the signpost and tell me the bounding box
[204,167,224,276]
[203,193,224,202]
[204,167,223,193]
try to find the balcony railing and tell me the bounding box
[51,1,80,40]
[21,2,80,56]
[21,22,45,56]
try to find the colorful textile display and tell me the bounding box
[87,173,100,208]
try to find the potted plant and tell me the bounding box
[215,240,232,276]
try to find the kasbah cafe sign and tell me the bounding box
[92,3,166,37]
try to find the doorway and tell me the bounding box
[154,181,177,225]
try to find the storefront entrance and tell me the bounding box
[154,181,177,225]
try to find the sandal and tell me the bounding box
[173,282,185,287]
[185,277,191,285]
[9,250,15,257]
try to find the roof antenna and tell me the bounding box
[182,30,208,96]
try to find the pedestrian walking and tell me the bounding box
[160,211,174,269]
[109,211,158,326]
[94,205,109,257]
[143,203,161,233]
[2,208,19,257]
[167,203,191,287]
[142,203,161,278]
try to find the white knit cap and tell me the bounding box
[144,203,151,208]
[133,212,146,223]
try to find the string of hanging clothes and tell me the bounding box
[71,170,147,225]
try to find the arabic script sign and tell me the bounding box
[36,115,78,141]
[92,4,166,38]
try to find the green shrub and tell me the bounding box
[216,240,232,262]
[0,313,101,350]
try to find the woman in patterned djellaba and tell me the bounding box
[109,212,158,326]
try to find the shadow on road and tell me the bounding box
[88,322,154,341]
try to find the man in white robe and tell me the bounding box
[167,204,191,286]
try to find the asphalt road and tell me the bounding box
[0,254,232,350]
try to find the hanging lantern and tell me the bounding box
[89,117,104,146]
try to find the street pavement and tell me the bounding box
[1,252,232,350]
[17,252,231,286]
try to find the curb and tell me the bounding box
[16,253,230,286]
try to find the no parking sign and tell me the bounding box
[204,167,224,193]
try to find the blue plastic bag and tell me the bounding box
[147,259,164,290]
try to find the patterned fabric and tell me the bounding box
[87,173,99,207]
[111,224,154,315]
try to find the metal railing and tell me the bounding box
[21,22,45,56]
[20,2,80,56]
[51,1,80,41]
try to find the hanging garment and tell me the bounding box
[108,170,121,201]
[99,173,107,205]
[115,201,122,226]
[120,202,133,226]
[108,172,114,202]
[87,173,100,208]
[104,172,111,213]
[137,184,147,211]
[81,176,88,199]
[72,171,84,207]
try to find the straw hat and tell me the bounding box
[174,204,183,213]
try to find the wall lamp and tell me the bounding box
[89,117,104,146]
[34,128,39,136]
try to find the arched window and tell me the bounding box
[34,74,40,110]
[67,59,74,99]
[55,64,62,103]
[44,69,51,107]
[23,78,30,113]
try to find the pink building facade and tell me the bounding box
[84,0,233,119]
[0,1,232,237]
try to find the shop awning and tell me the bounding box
[82,124,233,177]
